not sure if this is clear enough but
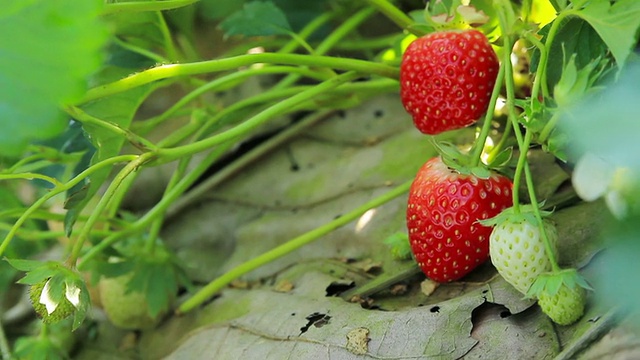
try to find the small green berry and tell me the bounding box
[29,280,75,324]
[538,283,586,326]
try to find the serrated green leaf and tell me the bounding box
[533,17,607,92]
[4,258,45,272]
[64,67,158,234]
[0,0,108,158]
[17,267,55,285]
[219,1,292,37]
[576,0,640,68]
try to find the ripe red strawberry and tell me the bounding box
[400,29,499,135]
[406,156,513,282]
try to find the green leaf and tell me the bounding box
[383,232,412,260]
[0,0,108,158]
[16,264,58,285]
[13,336,67,360]
[219,1,292,37]
[532,18,607,92]
[575,0,640,67]
[4,258,44,272]
[64,66,158,234]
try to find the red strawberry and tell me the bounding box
[400,29,499,135]
[406,156,513,282]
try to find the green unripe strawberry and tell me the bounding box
[29,280,75,324]
[538,283,586,326]
[99,274,165,330]
[489,218,558,295]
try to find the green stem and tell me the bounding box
[143,155,191,252]
[522,32,547,102]
[192,77,398,143]
[0,173,62,187]
[365,0,420,35]
[67,154,153,267]
[0,155,137,258]
[177,180,413,314]
[469,63,506,167]
[156,72,362,163]
[65,106,158,152]
[135,66,332,133]
[79,54,398,104]
[102,0,199,15]
[523,155,561,272]
[77,146,232,269]
[155,10,180,61]
[167,110,335,218]
[537,111,561,143]
[278,13,334,54]
[485,120,513,164]
[112,37,168,64]
[273,6,376,90]
[534,11,576,101]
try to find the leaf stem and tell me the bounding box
[134,66,332,133]
[79,54,399,104]
[67,157,147,266]
[167,109,335,218]
[364,0,420,35]
[77,146,232,269]
[101,0,199,15]
[65,105,158,152]
[469,62,506,167]
[67,153,153,267]
[0,155,137,258]
[155,72,363,162]
[177,180,413,314]
[0,173,62,187]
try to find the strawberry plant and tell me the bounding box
[1,0,640,358]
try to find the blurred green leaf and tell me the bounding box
[576,0,640,68]
[0,0,108,158]
[220,1,292,37]
[559,63,640,167]
[13,336,67,360]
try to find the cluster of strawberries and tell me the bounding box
[400,30,584,325]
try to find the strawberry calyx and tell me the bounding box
[525,268,592,300]
[424,1,490,30]
[431,139,505,180]
[479,203,552,227]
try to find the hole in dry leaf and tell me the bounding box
[325,281,355,297]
